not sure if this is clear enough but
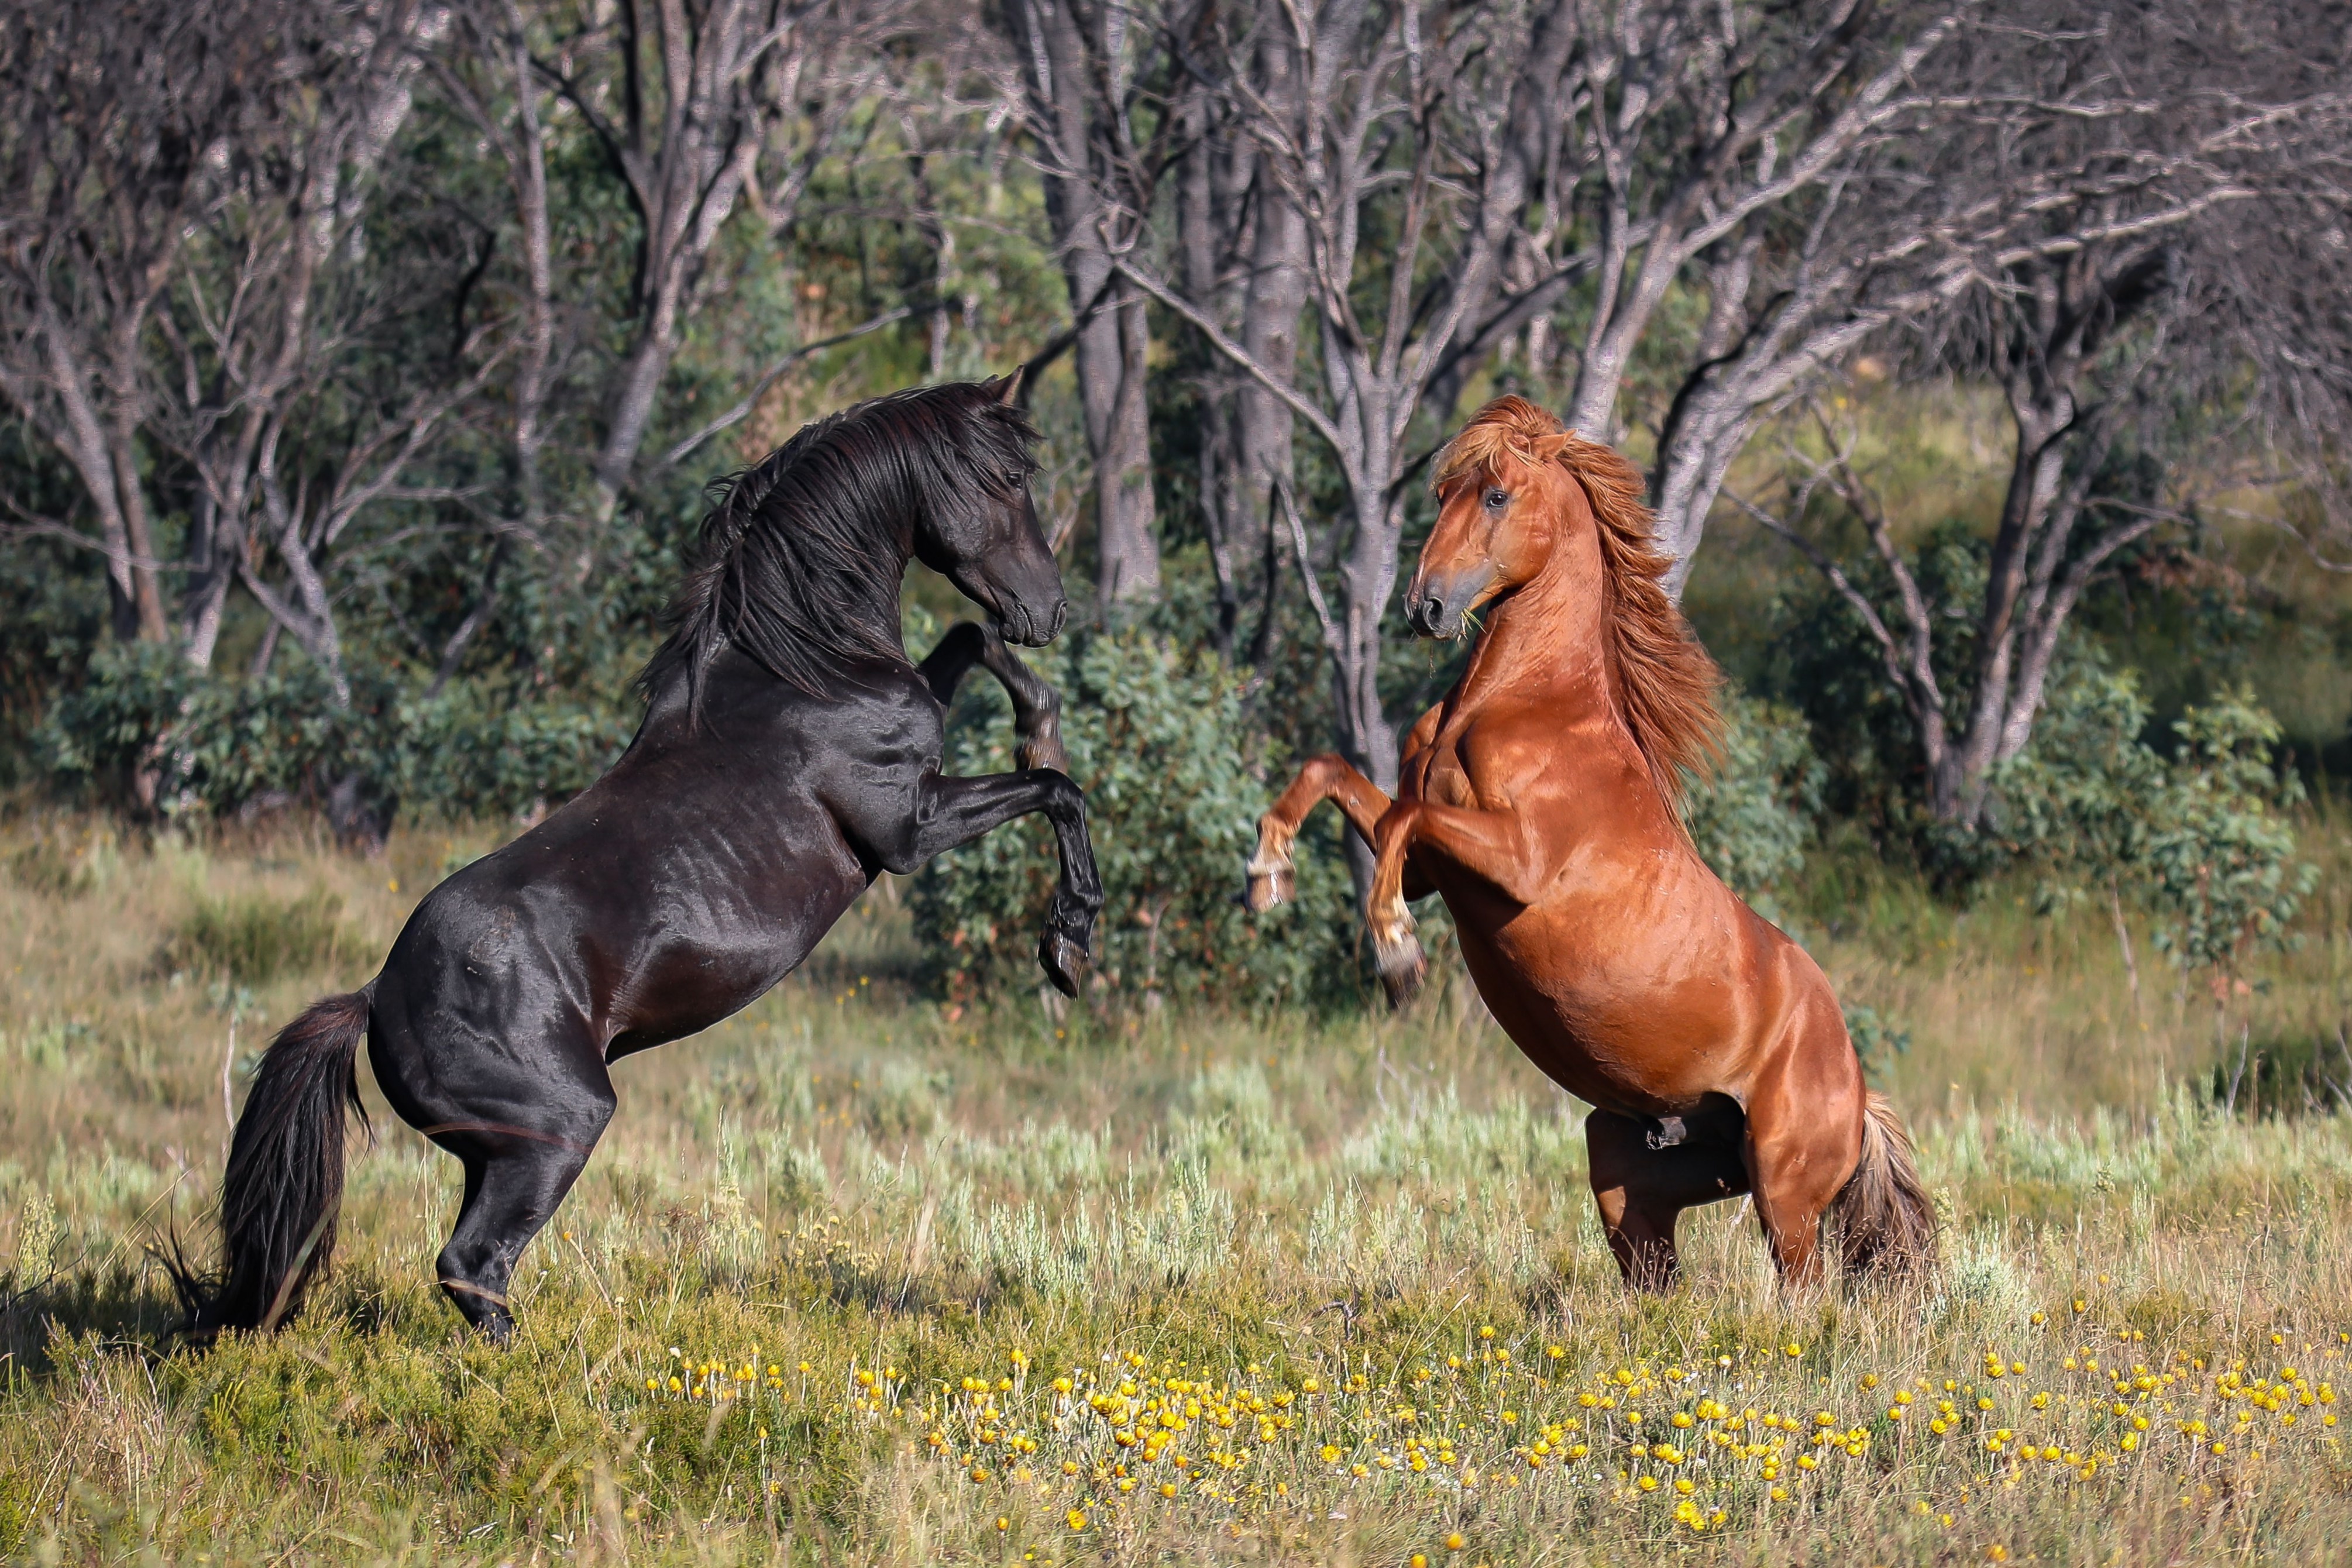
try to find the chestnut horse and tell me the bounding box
[1246,397,1932,1290]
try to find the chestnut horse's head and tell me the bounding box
[1408,396,1583,639]
[1408,394,1722,795]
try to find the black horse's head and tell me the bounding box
[913,374,1066,647]
[641,377,1070,717]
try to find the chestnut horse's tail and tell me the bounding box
[1830,1092,1936,1281]
[187,992,372,1336]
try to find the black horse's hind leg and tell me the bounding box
[383,1027,615,1342]
[919,621,1068,773]
[432,1120,605,1342]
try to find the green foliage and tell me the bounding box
[1993,666,2315,986]
[167,890,352,986]
[1989,657,2168,914]
[1757,521,1994,844]
[2142,687,2316,982]
[1841,1003,1912,1085]
[35,642,633,827]
[1683,687,1825,909]
[912,628,1366,1013]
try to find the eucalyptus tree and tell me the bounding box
[1113,0,1969,803]
[993,0,1183,604]
[0,0,461,692]
[1734,0,2352,827]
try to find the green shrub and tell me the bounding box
[1985,654,2167,914]
[35,641,632,830]
[912,628,1366,1013]
[1990,667,2314,991]
[2141,687,2316,985]
[1683,687,1825,910]
[167,889,352,985]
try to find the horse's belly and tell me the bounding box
[1453,896,1757,1116]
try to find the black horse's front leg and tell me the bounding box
[901,770,1102,995]
[918,621,1070,773]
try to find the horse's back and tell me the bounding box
[370,676,882,1071]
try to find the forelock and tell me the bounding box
[1431,396,1570,491]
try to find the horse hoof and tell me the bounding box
[1018,733,1071,775]
[1040,929,1089,998]
[1374,933,1426,1008]
[1243,865,1294,912]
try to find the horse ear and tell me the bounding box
[994,367,1027,406]
[1529,431,1572,464]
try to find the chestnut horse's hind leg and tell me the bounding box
[1739,1054,1866,1291]
[1586,1110,1751,1291]
[1244,755,1393,912]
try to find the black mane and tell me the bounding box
[638,379,1039,716]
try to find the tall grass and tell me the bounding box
[0,810,2347,1564]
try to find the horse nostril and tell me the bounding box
[1422,596,1444,625]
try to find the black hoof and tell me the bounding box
[1040,928,1090,998]
[1017,730,1071,775]
[441,1278,516,1343]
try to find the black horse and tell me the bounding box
[193,377,1101,1342]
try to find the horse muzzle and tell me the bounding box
[1404,566,1492,640]
[996,594,1068,647]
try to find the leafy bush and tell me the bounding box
[1683,687,1825,910]
[2141,688,2316,985]
[912,628,1366,1013]
[1992,664,2314,993]
[35,642,632,832]
[1985,655,2167,913]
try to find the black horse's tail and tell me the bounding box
[194,992,372,1336]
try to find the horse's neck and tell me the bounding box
[1449,570,1615,730]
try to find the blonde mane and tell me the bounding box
[1432,396,1722,802]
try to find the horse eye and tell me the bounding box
[1484,488,1509,510]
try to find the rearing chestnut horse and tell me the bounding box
[195,378,1101,1341]
[1247,397,1932,1289]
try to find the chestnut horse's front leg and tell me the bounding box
[1366,800,1541,1006]
[1244,755,1394,912]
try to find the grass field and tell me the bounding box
[2,809,2350,1565]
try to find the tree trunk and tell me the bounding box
[1096,279,1160,603]
[1010,0,1160,607]
[1235,186,1308,622]
[1938,386,2070,822]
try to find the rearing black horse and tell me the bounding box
[194,377,1101,1342]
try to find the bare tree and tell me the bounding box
[0,0,475,690]
[1736,2,2352,827]
[150,0,462,692]
[0,0,255,644]
[537,0,883,539]
[995,0,1175,604]
[1117,0,1593,796]
[1116,0,1980,799]
[1175,13,1331,654]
